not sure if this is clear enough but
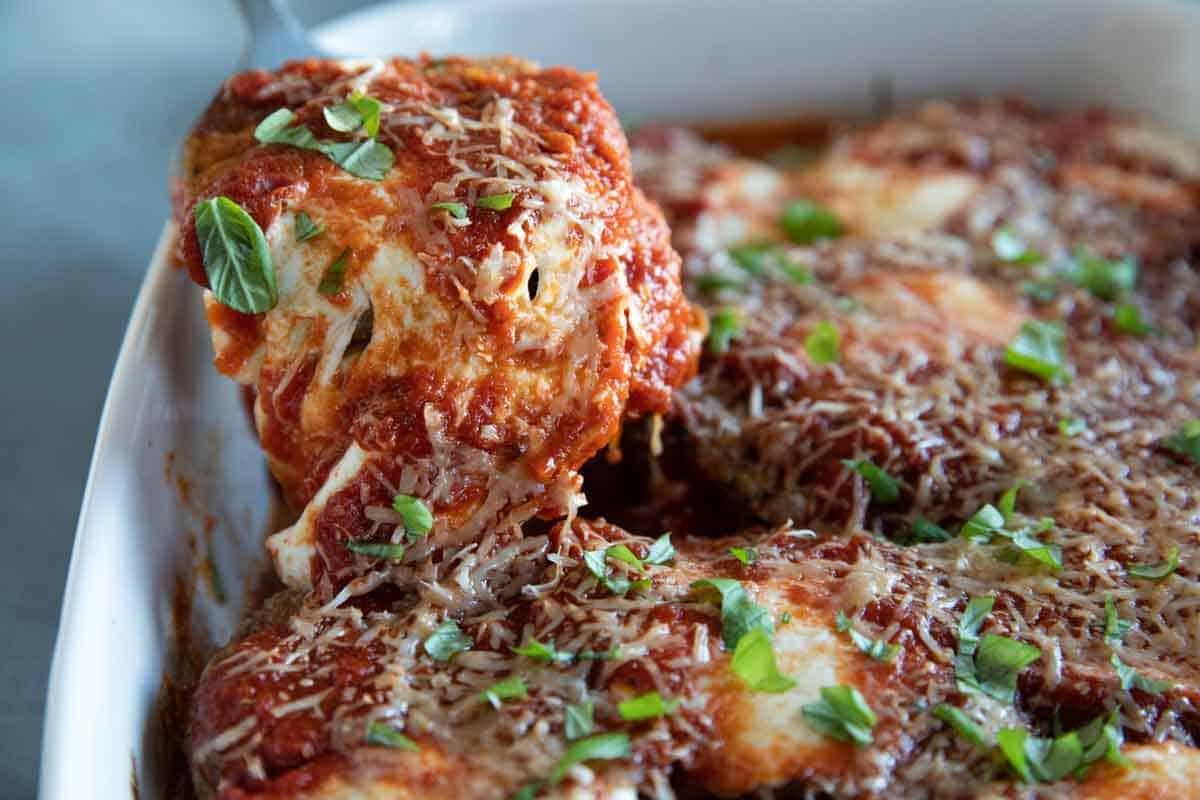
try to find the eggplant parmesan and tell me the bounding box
[180,59,1200,800]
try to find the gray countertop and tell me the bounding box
[0,1,366,794]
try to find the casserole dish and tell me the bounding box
[40,0,1200,797]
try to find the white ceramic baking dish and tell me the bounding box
[39,0,1200,796]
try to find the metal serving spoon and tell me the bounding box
[235,0,329,70]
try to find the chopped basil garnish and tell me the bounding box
[1069,250,1138,301]
[1005,320,1067,382]
[511,637,574,664]
[323,90,382,138]
[365,721,419,751]
[546,733,631,784]
[1162,421,1200,466]
[842,458,900,503]
[731,627,796,693]
[193,196,277,314]
[583,545,651,596]
[779,611,793,626]
[1076,709,1131,770]
[728,242,813,285]
[392,494,434,535]
[802,685,877,746]
[961,504,1006,543]
[1114,303,1159,337]
[577,647,622,661]
[904,517,952,544]
[956,596,1042,703]
[431,201,468,219]
[781,199,843,244]
[835,611,900,662]
[643,534,675,566]
[481,675,528,708]
[690,578,774,650]
[728,546,757,566]
[991,227,1043,265]
[933,704,988,748]
[423,620,472,662]
[318,248,350,295]
[960,634,1041,703]
[1020,279,1058,303]
[1103,594,1133,647]
[1127,545,1180,581]
[1111,653,1172,695]
[476,192,516,211]
[346,540,407,560]
[564,702,594,740]
[997,727,1082,783]
[997,483,1022,522]
[696,274,745,293]
[805,320,841,365]
[294,210,323,242]
[707,309,741,354]
[1058,417,1086,437]
[617,691,679,721]
[255,107,394,181]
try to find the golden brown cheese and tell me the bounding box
[175,57,698,591]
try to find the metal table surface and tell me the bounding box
[0,1,365,795]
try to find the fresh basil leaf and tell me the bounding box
[778,611,793,626]
[512,637,573,664]
[998,727,1086,783]
[644,534,675,566]
[691,578,774,650]
[346,540,407,560]
[1021,279,1058,303]
[392,494,434,535]
[728,242,813,285]
[1069,250,1138,301]
[933,704,988,748]
[707,309,741,354]
[318,248,350,295]
[994,522,1062,571]
[781,199,843,244]
[842,458,900,503]
[731,627,796,692]
[476,192,516,211]
[907,517,952,544]
[1110,653,1172,694]
[1114,303,1159,337]
[512,783,540,800]
[1005,320,1068,382]
[564,702,594,740]
[481,675,528,708]
[1127,545,1180,580]
[365,721,419,751]
[617,691,679,721]
[835,611,900,662]
[424,620,472,662]
[1058,417,1086,437]
[547,733,631,784]
[1077,709,1130,768]
[729,546,757,566]
[696,274,745,293]
[957,596,995,655]
[321,139,394,181]
[802,685,877,746]
[254,108,321,149]
[963,634,1040,703]
[805,320,841,365]
[991,227,1043,265]
[577,647,622,661]
[961,504,1006,543]
[294,210,323,242]
[350,91,382,137]
[1162,421,1200,466]
[324,101,364,133]
[193,196,277,314]
[431,201,468,219]
[1103,594,1133,647]
[997,483,1023,522]
[606,544,644,571]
